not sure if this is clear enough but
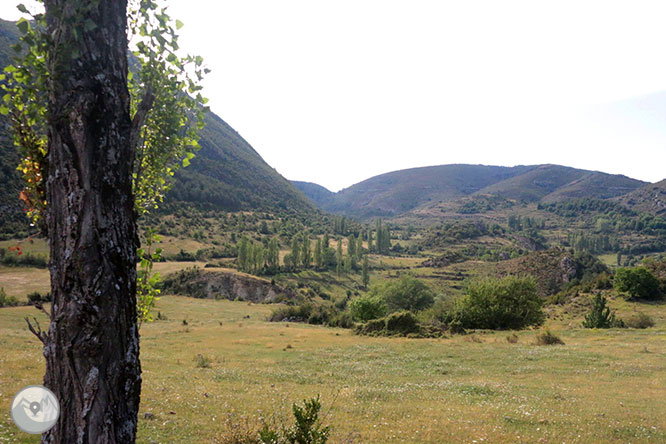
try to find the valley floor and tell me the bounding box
[1,296,665,444]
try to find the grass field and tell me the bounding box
[0,262,209,302]
[1,295,665,444]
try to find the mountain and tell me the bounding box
[0,19,314,238]
[476,165,645,203]
[311,164,646,218]
[166,113,314,212]
[318,164,535,217]
[291,181,334,207]
[615,179,666,215]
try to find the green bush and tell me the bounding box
[348,294,386,321]
[354,318,386,336]
[455,276,545,330]
[217,396,330,444]
[370,275,434,312]
[614,267,662,300]
[385,311,420,335]
[0,288,19,307]
[27,291,51,304]
[269,303,314,323]
[582,293,624,328]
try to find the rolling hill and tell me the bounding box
[0,19,314,237]
[291,181,334,207]
[316,164,536,217]
[615,179,666,215]
[305,164,646,218]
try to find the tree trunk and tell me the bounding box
[41,1,141,443]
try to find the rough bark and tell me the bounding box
[42,1,141,443]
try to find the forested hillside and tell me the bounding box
[291,181,334,207]
[0,19,314,238]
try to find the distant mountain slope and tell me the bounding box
[0,19,313,237]
[314,163,646,218]
[320,164,535,217]
[291,181,334,207]
[167,113,314,212]
[615,179,666,215]
[477,165,645,203]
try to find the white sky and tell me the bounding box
[2,1,666,191]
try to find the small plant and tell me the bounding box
[535,330,564,346]
[195,354,212,368]
[582,293,623,328]
[0,288,19,307]
[282,396,330,444]
[217,396,331,444]
[625,312,655,329]
[182,319,188,326]
[506,333,519,344]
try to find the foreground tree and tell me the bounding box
[39,2,141,442]
[2,1,206,442]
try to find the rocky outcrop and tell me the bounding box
[494,248,609,297]
[160,267,296,303]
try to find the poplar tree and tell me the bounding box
[336,240,343,276]
[362,255,370,288]
[314,238,322,269]
[347,234,356,256]
[291,236,301,269]
[301,237,312,269]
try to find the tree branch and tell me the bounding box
[25,316,46,344]
[130,86,155,152]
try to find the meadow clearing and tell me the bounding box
[1,295,665,444]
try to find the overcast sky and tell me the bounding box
[2,1,666,191]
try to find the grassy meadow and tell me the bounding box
[1,295,665,444]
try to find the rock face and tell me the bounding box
[494,248,609,297]
[161,267,296,303]
[202,271,290,302]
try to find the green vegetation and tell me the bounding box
[348,294,386,322]
[369,275,434,312]
[453,276,544,330]
[582,293,623,328]
[614,267,662,300]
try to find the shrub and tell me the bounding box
[348,294,386,321]
[384,311,420,335]
[354,318,386,336]
[0,288,19,307]
[625,312,655,329]
[455,276,545,330]
[582,293,624,328]
[269,303,314,323]
[370,275,434,312]
[506,333,519,344]
[535,330,564,345]
[194,354,212,368]
[329,311,354,329]
[27,292,51,304]
[614,267,662,300]
[217,397,330,444]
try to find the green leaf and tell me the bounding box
[0,105,9,116]
[84,19,97,32]
[175,19,184,30]
[16,4,28,14]
[16,18,29,34]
